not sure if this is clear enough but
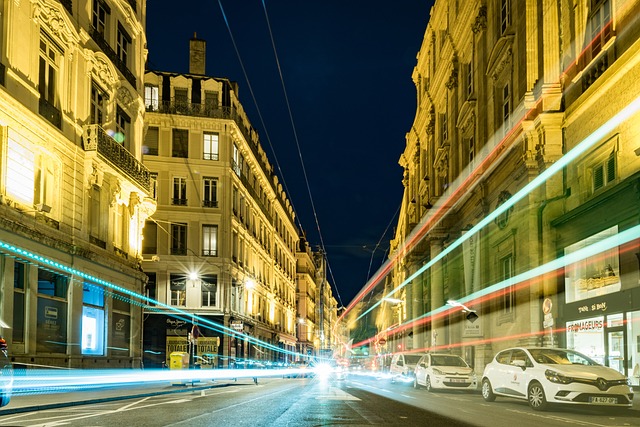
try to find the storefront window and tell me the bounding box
[82,283,105,355]
[628,311,640,386]
[564,226,621,303]
[566,316,605,364]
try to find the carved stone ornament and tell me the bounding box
[33,0,79,48]
[445,67,459,90]
[88,162,104,188]
[89,53,118,88]
[434,147,449,178]
[110,179,122,207]
[472,6,488,34]
[117,86,136,109]
[494,190,514,229]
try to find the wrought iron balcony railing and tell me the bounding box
[39,98,62,128]
[83,124,151,192]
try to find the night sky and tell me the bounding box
[146,1,434,306]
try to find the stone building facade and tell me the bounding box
[141,37,299,368]
[382,0,640,380]
[0,0,155,368]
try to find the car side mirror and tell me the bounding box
[512,360,526,369]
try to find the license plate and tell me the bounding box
[449,378,467,383]
[589,397,617,404]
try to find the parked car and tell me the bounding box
[481,347,633,411]
[414,353,477,391]
[389,352,426,383]
[0,336,13,407]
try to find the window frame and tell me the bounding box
[203,177,218,208]
[202,224,218,257]
[203,132,219,160]
[170,222,187,255]
[172,176,187,206]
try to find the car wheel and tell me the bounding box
[528,381,548,411]
[425,376,433,392]
[413,377,420,389]
[481,378,496,402]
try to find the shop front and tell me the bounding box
[552,177,640,386]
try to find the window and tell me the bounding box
[12,261,26,343]
[203,132,219,160]
[34,154,58,214]
[145,85,159,111]
[172,177,187,205]
[441,112,448,144]
[116,24,131,68]
[590,0,612,58]
[91,83,106,125]
[232,144,241,176]
[203,177,218,208]
[89,185,103,241]
[113,202,128,251]
[38,269,68,298]
[39,35,61,127]
[116,106,130,147]
[172,129,189,158]
[170,274,186,306]
[204,91,219,114]
[144,127,159,156]
[202,224,218,256]
[201,275,217,307]
[82,283,105,355]
[500,0,511,35]
[500,254,515,314]
[142,220,158,254]
[174,88,188,113]
[37,268,68,353]
[145,272,157,305]
[92,0,109,36]
[468,136,475,167]
[171,223,187,255]
[593,153,616,191]
[502,83,511,136]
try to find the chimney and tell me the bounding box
[189,32,206,75]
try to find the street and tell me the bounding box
[0,373,638,426]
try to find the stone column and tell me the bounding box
[430,235,445,348]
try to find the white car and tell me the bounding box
[414,353,477,392]
[389,352,426,383]
[0,336,13,407]
[481,347,633,411]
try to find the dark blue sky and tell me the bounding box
[146,1,434,306]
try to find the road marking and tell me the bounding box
[505,408,614,426]
[315,387,360,401]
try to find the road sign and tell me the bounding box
[378,338,387,345]
[542,298,552,314]
[543,312,554,328]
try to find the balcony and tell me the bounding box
[88,27,136,88]
[83,124,151,192]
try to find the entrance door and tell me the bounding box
[606,328,625,375]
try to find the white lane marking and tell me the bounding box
[315,387,360,401]
[400,394,415,399]
[504,408,618,427]
[115,396,152,411]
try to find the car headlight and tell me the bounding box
[545,369,573,384]
[432,368,444,376]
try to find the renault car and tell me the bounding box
[414,353,477,391]
[481,347,633,411]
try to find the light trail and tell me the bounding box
[9,367,309,396]
[352,228,640,352]
[353,93,640,324]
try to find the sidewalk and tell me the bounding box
[0,379,245,416]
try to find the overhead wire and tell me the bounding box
[260,0,345,307]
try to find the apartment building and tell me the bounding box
[141,37,299,368]
[0,0,154,368]
[382,0,640,379]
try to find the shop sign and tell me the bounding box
[567,319,604,332]
[463,318,482,337]
[577,301,607,314]
[231,320,243,331]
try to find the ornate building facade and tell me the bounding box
[382,0,640,380]
[141,37,299,368]
[0,0,155,368]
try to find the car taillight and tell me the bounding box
[0,338,7,351]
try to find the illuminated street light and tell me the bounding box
[244,278,256,289]
[446,299,476,313]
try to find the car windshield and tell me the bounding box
[528,349,598,366]
[431,355,467,367]
[404,355,423,365]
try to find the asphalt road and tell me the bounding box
[0,374,638,426]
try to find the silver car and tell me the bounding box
[414,353,477,392]
[481,347,633,411]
